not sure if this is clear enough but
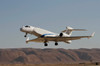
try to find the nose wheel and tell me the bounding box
[24,33,27,37]
[24,35,27,37]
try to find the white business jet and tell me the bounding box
[20,25,95,46]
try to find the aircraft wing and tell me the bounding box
[26,32,95,43]
[26,38,45,43]
[44,35,93,41]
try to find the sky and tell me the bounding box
[0,0,100,49]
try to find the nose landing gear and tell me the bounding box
[24,33,27,37]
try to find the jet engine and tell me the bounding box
[59,33,63,37]
[59,32,68,37]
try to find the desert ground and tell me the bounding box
[0,63,99,66]
[0,48,100,66]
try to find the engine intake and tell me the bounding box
[59,33,63,37]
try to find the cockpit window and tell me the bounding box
[25,25,30,27]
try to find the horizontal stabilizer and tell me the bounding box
[61,26,87,36]
[66,26,87,31]
[72,29,87,31]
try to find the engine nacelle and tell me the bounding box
[59,33,63,37]
[65,40,72,44]
[59,32,68,37]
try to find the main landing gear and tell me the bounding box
[55,42,58,46]
[44,42,58,46]
[44,43,48,46]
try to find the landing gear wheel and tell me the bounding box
[24,33,27,37]
[55,42,58,46]
[24,35,27,37]
[44,43,48,46]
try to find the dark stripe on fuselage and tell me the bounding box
[41,34,55,37]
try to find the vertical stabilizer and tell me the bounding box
[66,26,73,36]
[62,26,87,36]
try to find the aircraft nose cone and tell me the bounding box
[20,28,23,31]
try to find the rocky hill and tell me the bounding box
[0,48,100,64]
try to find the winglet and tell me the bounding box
[26,37,29,43]
[91,32,95,37]
[87,32,95,39]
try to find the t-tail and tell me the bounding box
[62,26,87,36]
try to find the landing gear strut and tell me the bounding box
[24,33,27,37]
[55,42,58,46]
